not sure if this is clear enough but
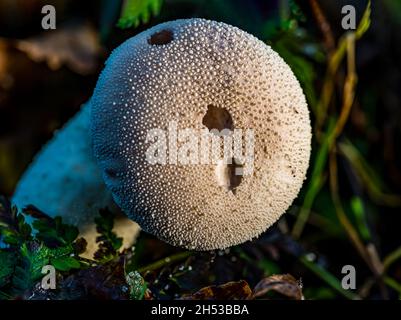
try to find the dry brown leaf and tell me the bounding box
[28,255,130,300]
[180,280,252,300]
[252,274,303,300]
[15,21,101,75]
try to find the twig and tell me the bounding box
[383,246,401,273]
[329,149,388,298]
[315,38,347,131]
[315,1,371,132]
[292,1,371,238]
[383,277,401,297]
[338,140,401,207]
[334,33,357,137]
[308,0,335,54]
[292,119,336,239]
[300,255,359,300]
[138,251,192,274]
[329,151,371,268]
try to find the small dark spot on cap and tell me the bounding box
[105,168,117,179]
[227,158,244,193]
[148,29,174,45]
[202,105,234,132]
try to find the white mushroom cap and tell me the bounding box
[91,18,311,250]
[12,103,140,258]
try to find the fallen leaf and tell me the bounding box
[252,274,303,300]
[27,256,130,300]
[180,280,252,300]
[15,21,101,75]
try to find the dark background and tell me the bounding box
[1,0,401,299]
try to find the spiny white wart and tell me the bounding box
[91,18,312,250]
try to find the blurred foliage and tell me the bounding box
[117,0,163,29]
[94,208,123,262]
[0,198,132,299]
[1,0,401,300]
[0,198,82,298]
[0,197,305,300]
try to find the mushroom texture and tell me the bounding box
[91,18,311,250]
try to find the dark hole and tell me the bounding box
[148,29,174,45]
[202,105,233,132]
[226,158,244,193]
[105,168,117,179]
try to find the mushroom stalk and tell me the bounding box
[12,103,140,258]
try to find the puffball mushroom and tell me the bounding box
[91,18,311,250]
[12,103,140,258]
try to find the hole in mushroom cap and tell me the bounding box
[148,29,174,45]
[203,105,241,192]
[215,158,244,193]
[105,168,118,179]
[202,105,233,132]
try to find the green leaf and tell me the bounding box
[117,0,163,29]
[0,206,32,246]
[95,209,114,234]
[0,229,20,246]
[48,245,75,259]
[17,214,32,241]
[12,243,50,293]
[54,217,79,244]
[20,243,50,279]
[51,256,81,272]
[94,209,123,262]
[33,219,62,246]
[0,251,16,287]
[126,270,147,300]
[33,215,79,247]
[350,196,371,241]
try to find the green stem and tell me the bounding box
[383,246,401,273]
[300,255,359,300]
[292,118,336,239]
[384,276,401,298]
[138,251,192,274]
